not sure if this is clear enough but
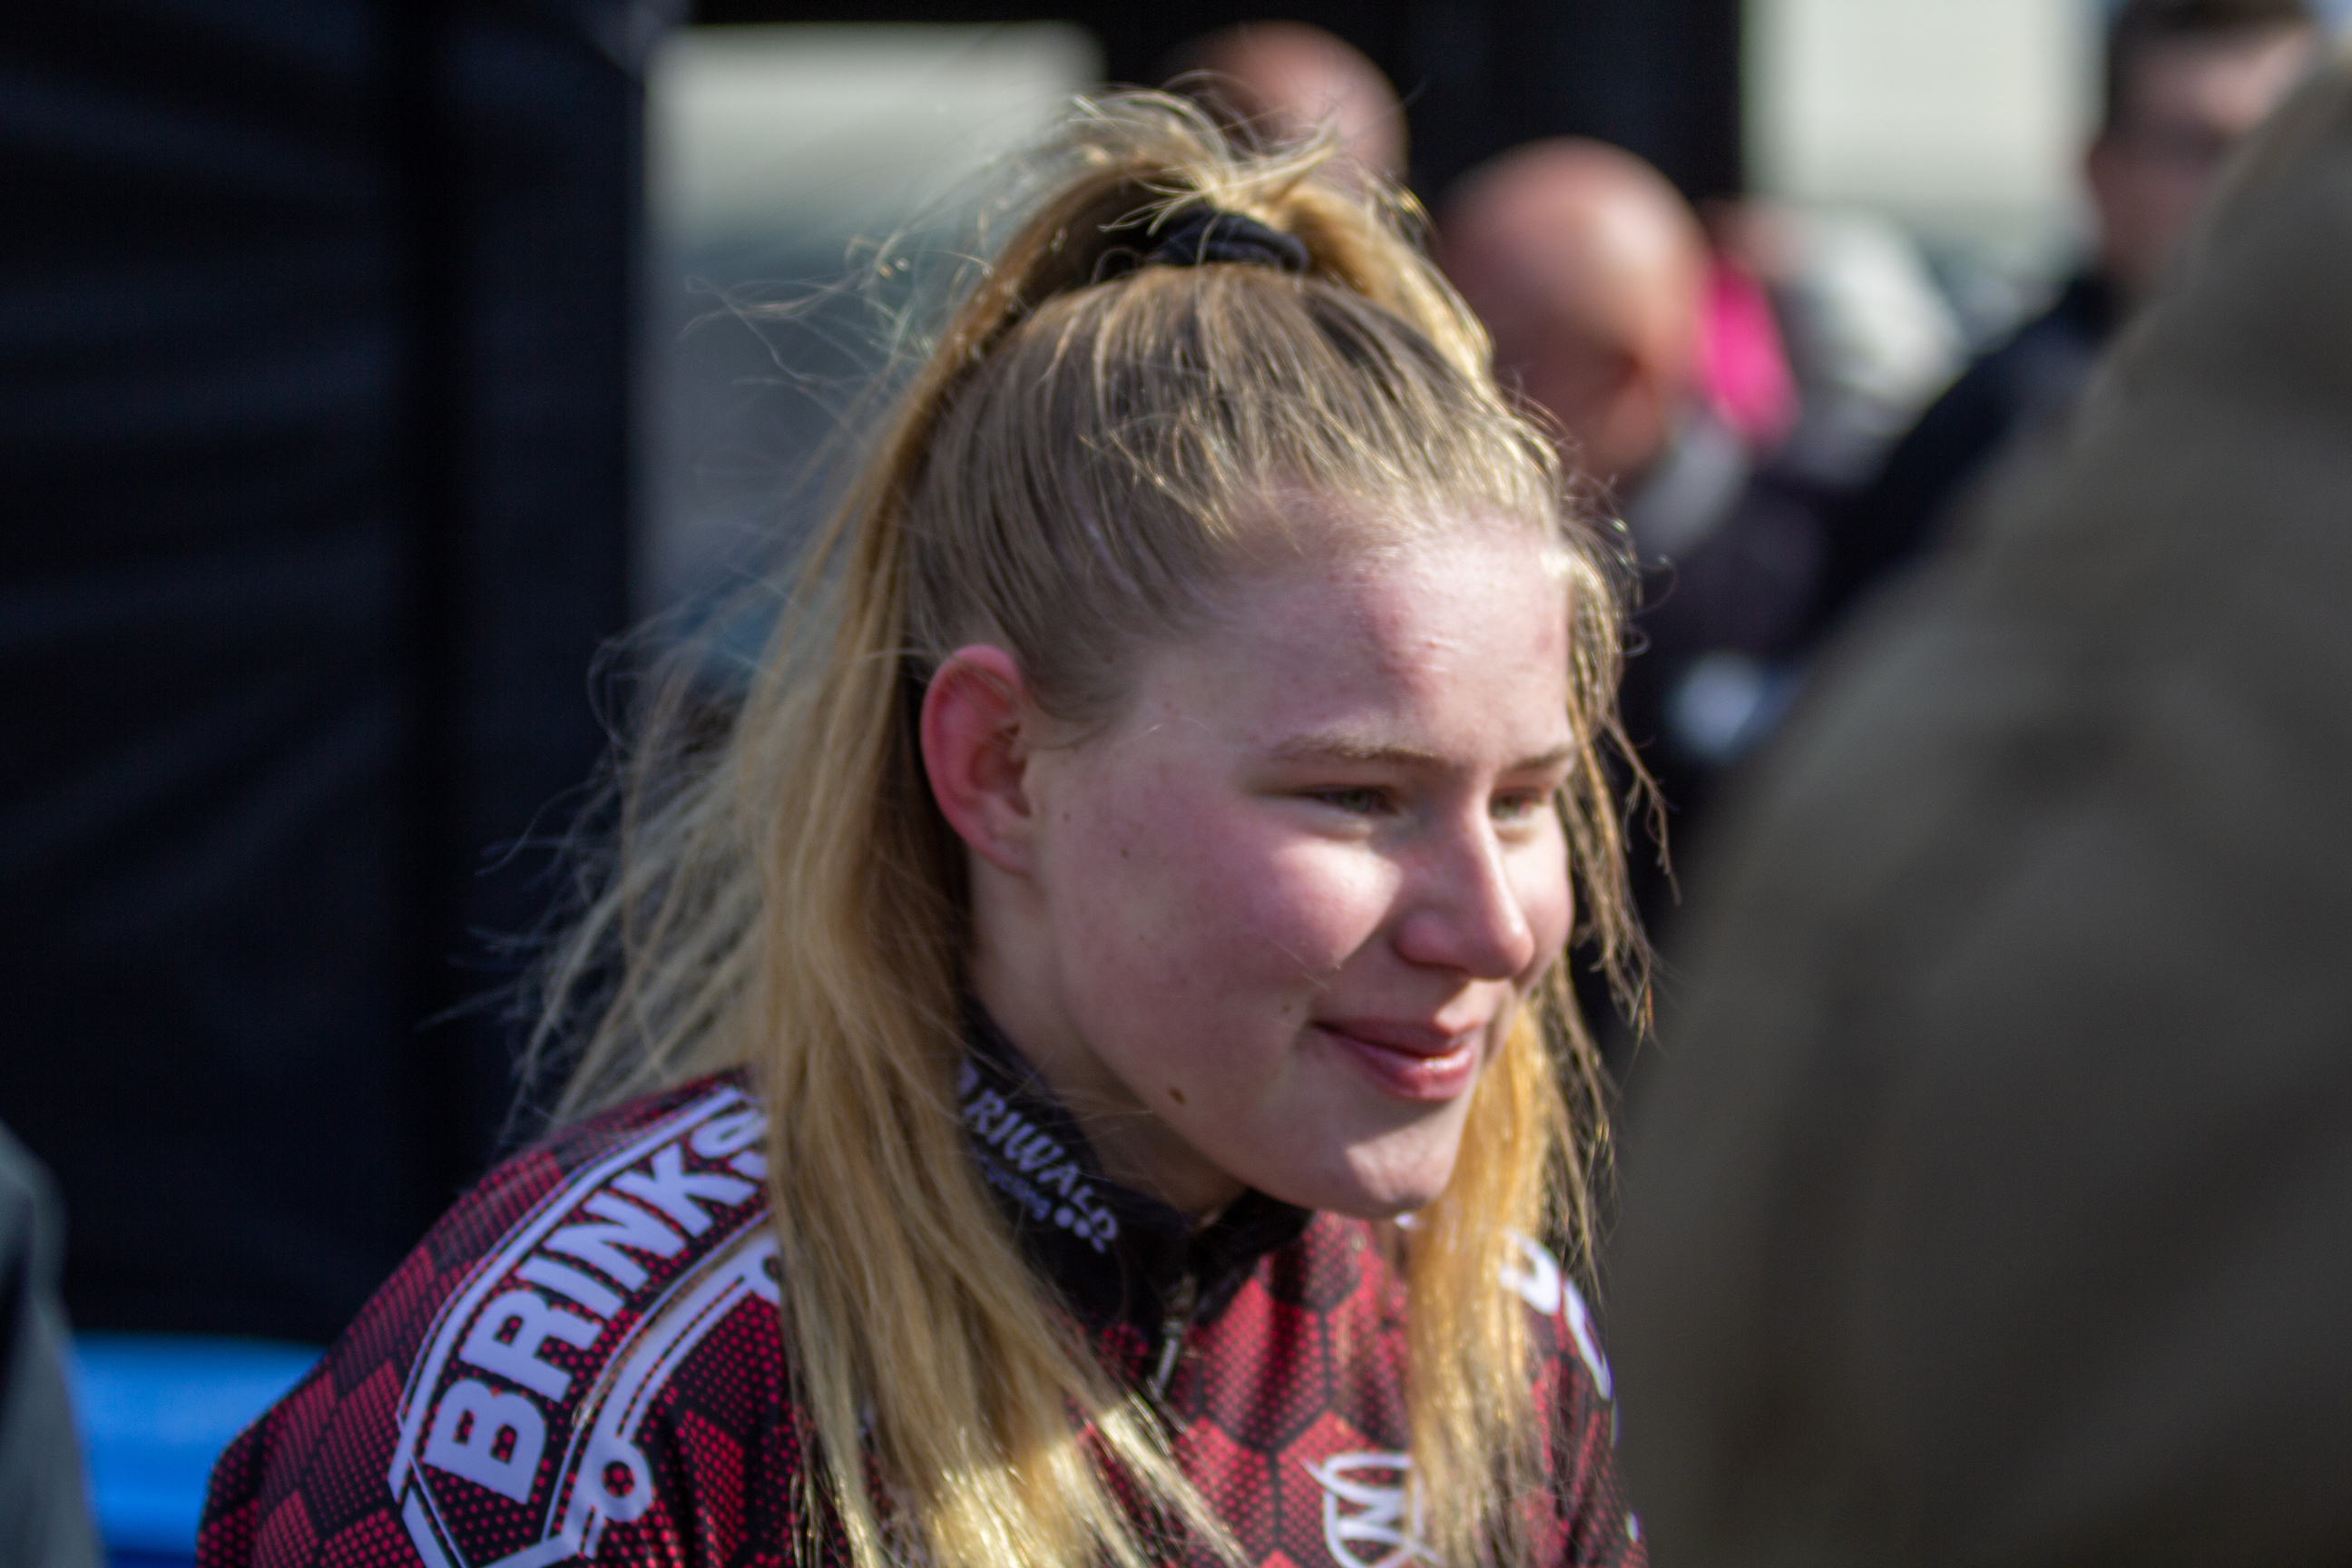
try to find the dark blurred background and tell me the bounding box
[5,0,654,1348]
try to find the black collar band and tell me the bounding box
[956,1001,1313,1335]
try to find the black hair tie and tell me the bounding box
[1142,206,1310,275]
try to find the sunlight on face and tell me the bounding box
[1014,519,1577,1218]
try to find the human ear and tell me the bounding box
[919,644,1039,877]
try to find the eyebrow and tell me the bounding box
[1269,733,1577,774]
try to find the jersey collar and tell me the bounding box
[956,1002,1312,1338]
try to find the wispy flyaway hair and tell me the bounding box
[537,93,1644,1568]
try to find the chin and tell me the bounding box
[1299,1142,1463,1220]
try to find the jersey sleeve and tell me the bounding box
[1504,1234,1648,1566]
[197,1079,798,1568]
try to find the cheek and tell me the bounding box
[1515,832,1576,982]
[1048,776,1386,1007]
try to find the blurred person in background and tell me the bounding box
[1710,201,1964,496]
[1689,223,1799,459]
[1442,141,1830,932]
[1161,21,1407,183]
[0,1126,100,1568]
[1608,48,2352,1565]
[1816,0,2319,632]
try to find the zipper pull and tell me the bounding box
[1148,1273,1199,1401]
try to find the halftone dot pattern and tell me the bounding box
[1094,1319,1153,1387]
[426,1151,560,1272]
[1263,1216,1366,1312]
[1181,1417,1279,1563]
[676,1295,780,1440]
[328,1250,438,1401]
[674,1407,748,1563]
[265,1375,337,1497]
[201,1073,1647,1567]
[319,1504,414,1568]
[1278,1411,1386,1568]
[297,1362,399,1536]
[426,1445,541,1564]
[1195,1290,1331,1454]
[203,1457,258,1562]
[253,1492,316,1567]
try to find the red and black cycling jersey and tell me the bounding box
[200,1012,1646,1567]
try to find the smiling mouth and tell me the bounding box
[1311,1021,1485,1102]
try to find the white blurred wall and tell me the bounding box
[1747,0,2102,259]
[649,24,1101,255]
[639,24,1101,625]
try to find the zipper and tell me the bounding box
[1147,1272,1198,1403]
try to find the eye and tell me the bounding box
[1490,789,1550,824]
[1311,787,1391,816]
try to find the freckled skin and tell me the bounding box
[974,523,1577,1219]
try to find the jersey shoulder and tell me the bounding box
[1500,1232,1614,1407]
[200,1075,794,1568]
[1503,1233,1646,1565]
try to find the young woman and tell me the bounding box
[199,96,1649,1568]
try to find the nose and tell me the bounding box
[1391,812,1539,981]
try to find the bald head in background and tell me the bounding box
[1165,23,1406,183]
[1442,139,1710,487]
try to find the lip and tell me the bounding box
[1311,1019,1485,1102]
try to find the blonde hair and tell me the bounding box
[540,93,1644,1568]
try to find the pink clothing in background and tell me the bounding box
[1700,254,1797,452]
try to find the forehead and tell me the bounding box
[1128,523,1575,749]
[2122,24,2313,127]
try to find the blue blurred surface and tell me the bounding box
[69,1333,320,1564]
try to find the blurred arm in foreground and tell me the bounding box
[1609,48,2352,1567]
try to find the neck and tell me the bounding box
[967,876,1248,1217]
